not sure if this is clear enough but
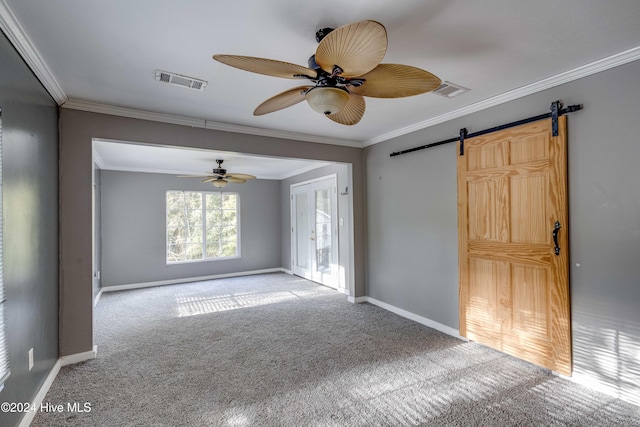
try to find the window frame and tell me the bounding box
[165,190,241,264]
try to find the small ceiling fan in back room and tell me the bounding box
[213,20,441,125]
[179,159,256,188]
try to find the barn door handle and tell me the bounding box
[553,221,561,256]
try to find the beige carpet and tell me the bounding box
[33,273,640,426]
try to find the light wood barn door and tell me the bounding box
[458,116,571,375]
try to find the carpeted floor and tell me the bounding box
[33,273,640,426]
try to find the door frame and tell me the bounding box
[290,174,340,289]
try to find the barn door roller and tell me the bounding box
[551,101,560,136]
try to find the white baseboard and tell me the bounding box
[360,296,467,341]
[60,345,98,366]
[100,268,288,293]
[94,288,103,307]
[18,358,62,427]
[347,296,367,304]
[18,345,97,427]
[280,268,293,275]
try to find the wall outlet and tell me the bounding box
[28,348,34,371]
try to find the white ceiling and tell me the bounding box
[93,139,331,180]
[3,0,640,171]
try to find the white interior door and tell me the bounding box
[292,176,338,288]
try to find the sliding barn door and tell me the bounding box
[458,116,571,376]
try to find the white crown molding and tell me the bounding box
[203,119,363,148]
[0,0,67,105]
[364,45,640,147]
[62,99,207,127]
[62,99,363,148]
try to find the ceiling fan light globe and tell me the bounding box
[305,87,349,115]
[212,179,228,188]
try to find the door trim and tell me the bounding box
[290,174,339,288]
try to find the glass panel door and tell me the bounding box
[294,192,309,271]
[291,176,338,288]
[314,187,332,278]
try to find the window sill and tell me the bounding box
[166,256,240,266]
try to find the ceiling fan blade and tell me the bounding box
[349,64,442,98]
[226,173,256,180]
[315,20,387,78]
[213,55,317,79]
[327,93,365,126]
[225,177,247,184]
[254,86,313,116]
[201,177,216,183]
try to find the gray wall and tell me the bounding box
[366,141,458,324]
[100,170,280,286]
[280,163,353,293]
[0,32,59,427]
[59,109,365,355]
[365,59,640,404]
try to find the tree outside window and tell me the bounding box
[167,191,239,263]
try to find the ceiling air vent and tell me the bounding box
[155,70,208,92]
[433,81,469,98]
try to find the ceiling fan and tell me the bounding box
[179,159,256,188]
[213,20,441,125]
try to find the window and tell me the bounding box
[166,191,239,263]
[0,109,9,391]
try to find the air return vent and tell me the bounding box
[433,81,469,98]
[155,70,208,91]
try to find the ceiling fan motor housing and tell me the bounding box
[315,27,334,43]
[213,159,226,175]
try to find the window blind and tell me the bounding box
[0,109,10,390]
